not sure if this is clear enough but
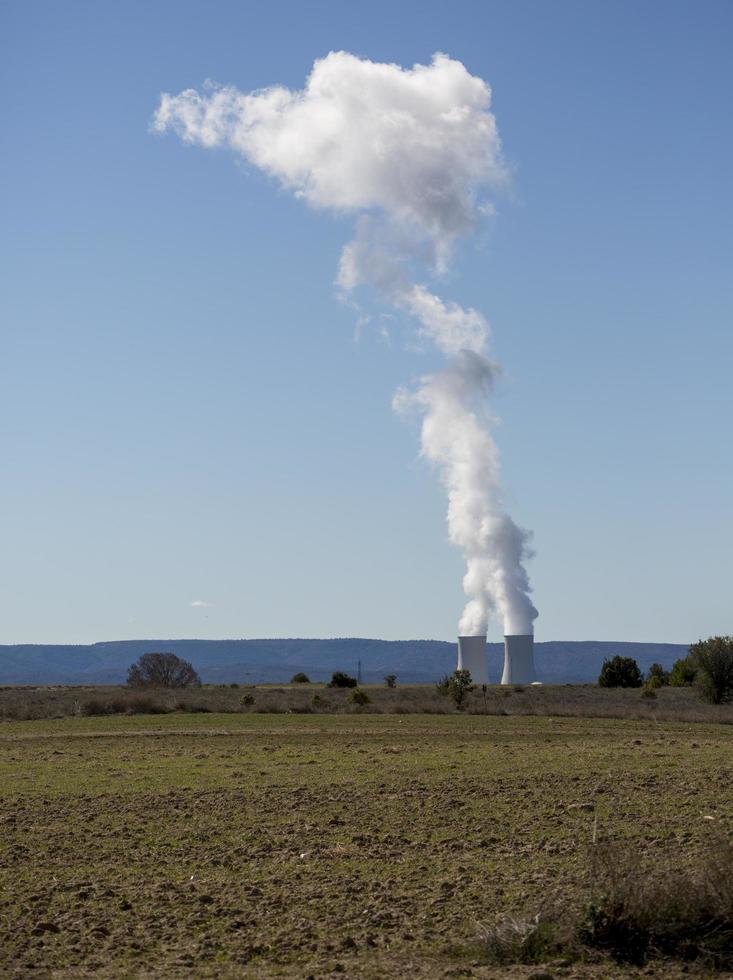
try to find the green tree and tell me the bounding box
[689,636,733,704]
[646,662,669,687]
[384,674,397,688]
[669,655,697,687]
[436,669,475,708]
[328,671,357,688]
[290,672,311,683]
[598,656,643,689]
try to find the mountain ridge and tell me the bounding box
[0,638,690,685]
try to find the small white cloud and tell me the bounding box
[190,599,212,608]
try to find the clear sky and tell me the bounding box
[2,0,731,646]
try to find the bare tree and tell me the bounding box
[127,652,201,688]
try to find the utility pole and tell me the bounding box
[357,659,362,684]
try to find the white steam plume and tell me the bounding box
[153,51,538,636]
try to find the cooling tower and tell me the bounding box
[501,634,536,684]
[456,635,489,685]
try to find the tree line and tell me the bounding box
[125,635,733,707]
[598,635,733,704]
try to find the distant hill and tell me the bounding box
[0,638,690,686]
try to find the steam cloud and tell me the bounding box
[153,51,538,636]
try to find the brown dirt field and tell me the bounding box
[0,714,731,978]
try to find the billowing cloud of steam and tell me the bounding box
[153,51,538,636]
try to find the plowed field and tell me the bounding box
[1,713,731,977]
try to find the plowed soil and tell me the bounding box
[1,713,731,977]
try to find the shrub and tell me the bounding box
[580,840,733,967]
[669,654,697,686]
[640,683,657,700]
[82,697,169,716]
[483,840,733,969]
[239,694,255,706]
[328,671,357,688]
[436,669,475,708]
[290,672,311,684]
[125,696,169,715]
[646,662,669,686]
[598,656,643,688]
[384,674,397,688]
[347,688,370,706]
[484,913,567,965]
[81,698,127,717]
[127,652,201,689]
[690,636,733,704]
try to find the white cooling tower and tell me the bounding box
[456,635,489,685]
[501,634,536,684]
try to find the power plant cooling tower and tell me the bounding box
[501,634,536,684]
[456,635,489,685]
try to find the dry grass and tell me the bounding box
[581,838,733,966]
[1,681,732,725]
[481,911,570,965]
[483,839,733,969]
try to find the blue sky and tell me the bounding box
[2,0,731,645]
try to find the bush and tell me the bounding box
[127,652,201,689]
[669,654,697,686]
[290,672,311,684]
[239,694,255,706]
[82,697,169,716]
[484,840,733,969]
[347,688,370,706]
[690,636,733,704]
[81,698,127,717]
[436,669,475,708]
[580,840,733,967]
[598,656,643,688]
[646,662,669,686]
[384,674,397,688]
[640,683,657,700]
[484,913,566,965]
[125,696,169,715]
[328,671,357,688]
